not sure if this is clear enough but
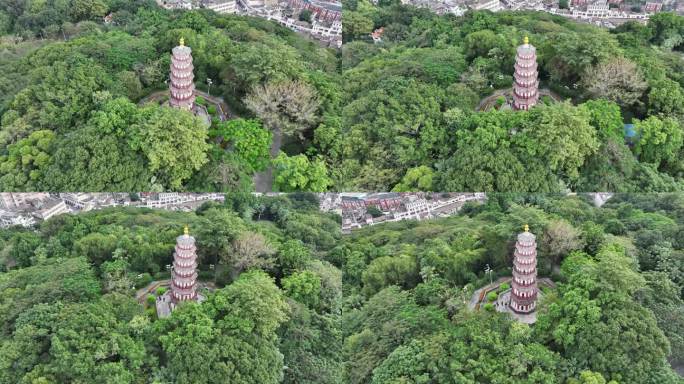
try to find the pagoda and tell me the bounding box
[169,38,196,111]
[513,36,539,111]
[509,224,538,314]
[171,225,198,303]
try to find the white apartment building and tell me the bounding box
[202,0,237,13]
[471,0,503,11]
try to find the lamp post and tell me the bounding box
[485,264,492,285]
[207,78,213,97]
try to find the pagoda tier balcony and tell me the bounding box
[170,73,194,84]
[511,294,537,305]
[514,77,537,86]
[172,278,197,289]
[517,238,536,246]
[516,45,536,55]
[510,300,536,314]
[512,286,537,296]
[513,259,536,270]
[513,277,536,286]
[169,86,195,99]
[514,246,537,256]
[171,51,192,59]
[170,85,194,94]
[171,62,194,72]
[170,72,193,81]
[173,266,198,276]
[174,256,198,265]
[173,260,197,274]
[513,251,535,260]
[172,291,197,302]
[173,267,198,277]
[514,254,536,263]
[513,265,537,275]
[175,242,197,250]
[513,89,539,100]
[514,82,539,92]
[175,248,198,258]
[170,92,195,102]
[171,55,192,63]
[175,247,198,255]
[172,287,197,298]
[514,59,537,69]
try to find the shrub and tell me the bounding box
[156,287,167,296]
[487,291,498,302]
[135,273,153,289]
[207,105,217,115]
[195,96,206,106]
[146,295,156,306]
[483,303,495,312]
[499,283,510,292]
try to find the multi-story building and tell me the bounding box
[33,199,69,221]
[586,0,610,16]
[644,1,663,12]
[471,0,503,11]
[202,0,238,13]
[0,193,49,211]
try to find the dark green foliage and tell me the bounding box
[0,197,343,383]
[0,6,339,191]
[341,193,684,383]
[334,7,684,191]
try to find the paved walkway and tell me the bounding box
[135,279,171,304]
[253,128,282,192]
[138,89,233,122]
[476,88,562,111]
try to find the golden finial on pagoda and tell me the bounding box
[524,224,529,232]
[184,224,189,236]
[523,36,529,45]
[179,37,185,47]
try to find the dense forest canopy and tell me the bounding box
[338,193,684,383]
[0,193,683,383]
[0,193,344,383]
[0,0,340,192]
[336,1,684,192]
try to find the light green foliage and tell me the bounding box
[129,104,210,189]
[273,152,332,192]
[283,270,322,310]
[633,116,683,169]
[278,239,312,276]
[392,166,435,192]
[211,119,272,172]
[361,254,419,296]
[0,130,54,191]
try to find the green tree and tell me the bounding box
[160,270,289,384]
[69,0,108,22]
[0,130,54,191]
[392,165,435,192]
[633,116,683,168]
[282,270,322,310]
[211,119,272,172]
[129,104,210,189]
[273,153,332,192]
[278,239,311,276]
